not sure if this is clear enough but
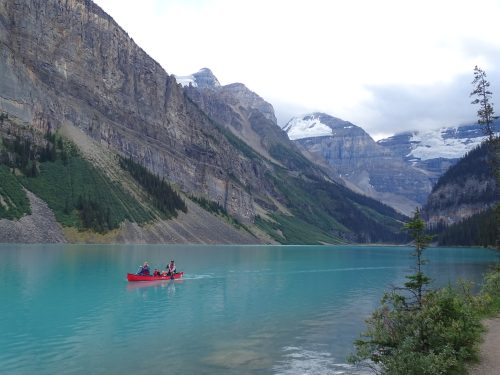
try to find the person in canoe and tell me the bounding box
[137,261,150,276]
[163,259,176,276]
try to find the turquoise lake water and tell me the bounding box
[0,244,498,374]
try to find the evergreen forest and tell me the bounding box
[0,131,154,232]
[119,156,187,218]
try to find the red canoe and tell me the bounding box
[127,272,184,282]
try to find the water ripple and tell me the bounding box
[274,346,370,375]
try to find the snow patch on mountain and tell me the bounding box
[282,114,333,140]
[407,128,492,161]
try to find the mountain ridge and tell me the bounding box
[0,0,407,244]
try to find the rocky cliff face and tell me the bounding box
[283,113,432,215]
[0,0,265,222]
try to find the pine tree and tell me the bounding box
[471,66,499,249]
[403,208,433,309]
[471,66,495,142]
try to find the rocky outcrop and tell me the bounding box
[191,68,221,88]
[284,113,432,215]
[0,190,66,243]
[175,67,221,89]
[221,83,277,124]
[182,75,293,164]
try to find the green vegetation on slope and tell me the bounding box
[119,156,187,218]
[0,165,31,219]
[190,195,226,216]
[216,122,261,162]
[434,207,497,247]
[22,155,153,232]
[432,141,495,202]
[255,213,344,244]
[264,171,408,244]
[268,143,314,172]
[189,195,251,234]
[1,133,154,232]
[425,140,498,247]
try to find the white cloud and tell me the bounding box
[94,0,500,137]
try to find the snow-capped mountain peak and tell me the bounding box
[282,113,366,141]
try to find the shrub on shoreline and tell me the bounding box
[480,264,500,316]
[349,209,500,374]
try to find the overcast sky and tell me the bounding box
[94,0,500,140]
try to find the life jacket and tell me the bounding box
[168,263,176,273]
